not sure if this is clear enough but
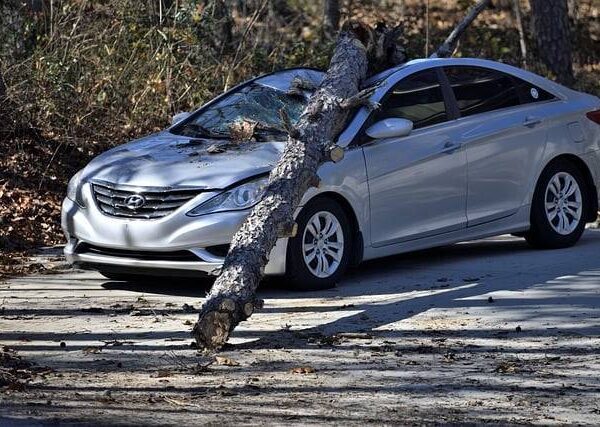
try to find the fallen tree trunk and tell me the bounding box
[192,21,399,349]
[193,2,491,351]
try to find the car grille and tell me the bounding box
[76,243,202,261]
[92,182,202,219]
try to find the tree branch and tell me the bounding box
[431,0,492,58]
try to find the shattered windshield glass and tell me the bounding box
[174,82,310,141]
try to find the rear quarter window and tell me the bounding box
[512,78,556,104]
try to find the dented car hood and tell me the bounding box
[82,131,284,189]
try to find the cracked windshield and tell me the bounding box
[175,82,310,141]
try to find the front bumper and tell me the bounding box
[61,183,288,276]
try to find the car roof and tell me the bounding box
[363,57,573,99]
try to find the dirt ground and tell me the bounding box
[1,231,600,425]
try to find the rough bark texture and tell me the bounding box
[530,0,574,86]
[0,68,8,137]
[432,0,492,58]
[324,0,341,39]
[193,22,379,350]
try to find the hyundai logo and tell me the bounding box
[125,194,146,210]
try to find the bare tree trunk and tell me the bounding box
[425,0,430,57]
[0,70,5,102]
[432,0,491,58]
[193,4,491,350]
[567,0,579,20]
[194,0,234,56]
[269,0,295,20]
[192,22,400,350]
[0,68,8,137]
[512,0,528,68]
[324,0,340,39]
[529,0,574,86]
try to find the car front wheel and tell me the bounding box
[285,198,352,291]
[525,160,588,249]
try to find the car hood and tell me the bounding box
[82,132,284,189]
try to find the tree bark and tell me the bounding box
[529,0,574,86]
[324,0,340,39]
[192,22,393,350]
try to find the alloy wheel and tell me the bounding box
[302,211,345,278]
[544,171,582,235]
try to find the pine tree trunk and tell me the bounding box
[324,0,340,38]
[529,0,574,86]
[192,22,376,350]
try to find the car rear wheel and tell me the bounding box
[525,160,588,249]
[285,198,352,291]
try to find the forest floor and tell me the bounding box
[1,231,600,425]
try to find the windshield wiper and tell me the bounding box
[182,123,230,139]
[253,124,288,141]
[255,123,287,135]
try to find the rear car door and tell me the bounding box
[443,66,552,226]
[362,68,468,247]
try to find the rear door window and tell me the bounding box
[374,69,448,130]
[444,66,521,118]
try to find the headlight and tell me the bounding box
[187,177,268,217]
[66,169,85,207]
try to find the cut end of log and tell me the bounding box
[243,302,254,317]
[192,310,234,350]
[192,297,265,350]
[328,145,345,163]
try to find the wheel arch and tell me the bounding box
[303,191,364,265]
[538,154,599,222]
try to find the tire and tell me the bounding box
[525,159,588,249]
[285,198,353,291]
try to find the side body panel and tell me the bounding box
[362,126,467,246]
[459,102,550,226]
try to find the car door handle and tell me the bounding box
[523,116,543,127]
[441,140,462,154]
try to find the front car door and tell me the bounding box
[361,68,468,247]
[442,66,553,226]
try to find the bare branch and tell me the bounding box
[431,0,492,58]
[278,108,299,139]
[339,81,385,110]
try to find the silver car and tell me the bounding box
[62,58,600,290]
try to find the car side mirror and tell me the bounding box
[171,111,191,125]
[365,118,413,139]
